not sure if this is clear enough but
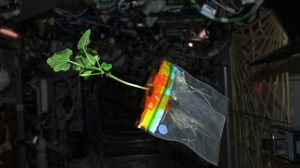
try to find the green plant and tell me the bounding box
[47,29,147,90]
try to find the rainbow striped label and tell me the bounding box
[138,60,176,134]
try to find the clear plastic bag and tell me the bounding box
[137,60,228,165]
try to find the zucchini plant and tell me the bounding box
[47,29,147,90]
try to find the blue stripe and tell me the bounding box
[149,109,165,133]
[166,66,177,95]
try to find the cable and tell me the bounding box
[62,76,76,121]
[55,0,91,17]
[55,7,89,17]
[47,143,68,168]
[54,21,81,37]
[230,0,243,11]
[54,8,110,27]
[190,0,264,23]
[211,0,242,15]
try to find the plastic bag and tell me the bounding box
[137,60,228,165]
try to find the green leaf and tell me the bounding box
[80,70,92,77]
[73,55,84,71]
[77,29,91,50]
[74,53,99,68]
[72,65,80,71]
[47,48,72,72]
[85,53,99,66]
[101,62,112,71]
[87,48,98,55]
[94,55,100,62]
[86,53,96,66]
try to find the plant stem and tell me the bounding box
[69,60,146,90]
[90,72,103,76]
[106,73,147,90]
[96,60,101,69]
[68,61,84,67]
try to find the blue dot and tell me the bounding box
[159,124,168,135]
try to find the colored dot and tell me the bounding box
[159,124,168,135]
